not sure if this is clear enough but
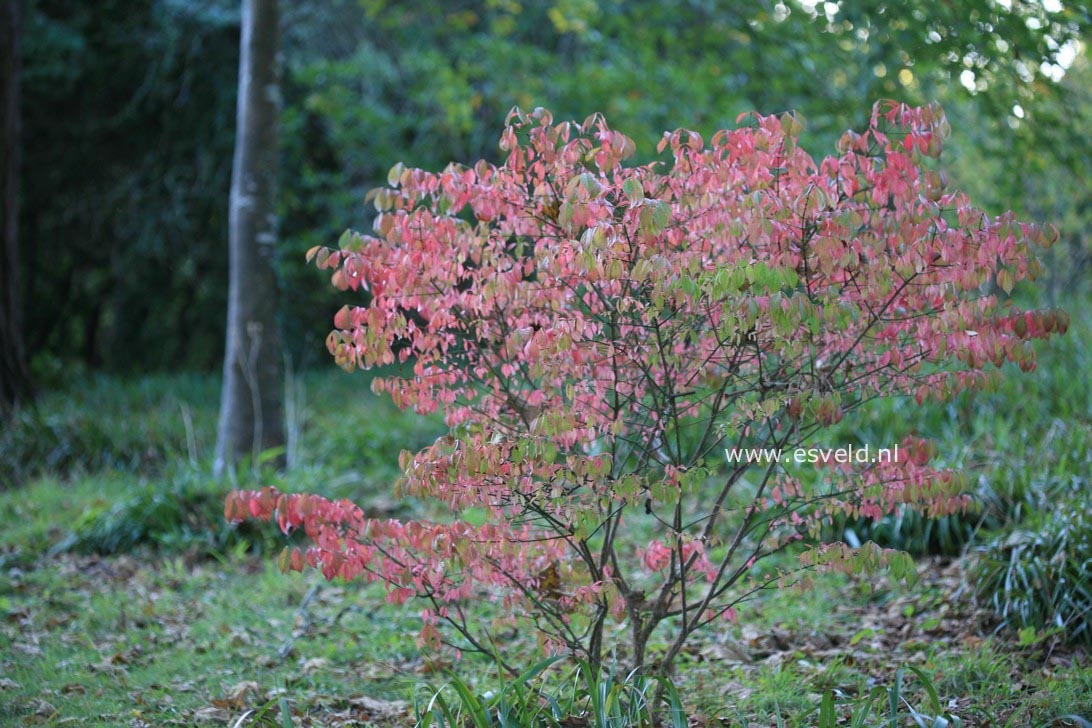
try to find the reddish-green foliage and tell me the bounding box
[227,102,1065,673]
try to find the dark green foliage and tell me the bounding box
[16,0,1090,376]
[833,507,978,558]
[0,367,444,557]
[22,0,238,372]
[0,373,219,487]
[55,464,266,556]
[0,365,444,489]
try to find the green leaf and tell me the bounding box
[559,201,575,229]
[818,690,836,728]
[280,697,294,728]
[387,162,405,187]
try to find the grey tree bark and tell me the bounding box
[215,0,285,474]
[0,0,29,414]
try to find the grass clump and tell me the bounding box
[415,658,687,728]
[54,466,268,557]
[973,497,1092,647]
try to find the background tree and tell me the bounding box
[215,0,284,474]
[0,0,29,412]
[10,0,1087,380]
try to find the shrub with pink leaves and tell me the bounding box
[227,101,1065,674]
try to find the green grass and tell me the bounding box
[0,367,445,490]
[0,554,427,724]
[1,506,1088,725]
[0,373,219,488]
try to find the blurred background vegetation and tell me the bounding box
[17,0,1090,380]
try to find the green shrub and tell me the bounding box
[0,368,443,490]
[832,505,978,557]
[56,465,274,556]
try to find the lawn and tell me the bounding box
[1,308,1089,726]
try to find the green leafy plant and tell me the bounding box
[0,373,220,488]
[973,498,1092,646]
[57,464,273,556]
[816,665,963,728]
[414,657,685,728]
[415,664,553,728]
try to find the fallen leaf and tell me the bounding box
[700,641,751,663]
[218,680,261,710]
[191,706,232,724]
[301,657,330,674]
[20,698,57,724]
[347,695,409,721]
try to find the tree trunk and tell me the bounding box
[0,0,30,414]
[215,0,284,474]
